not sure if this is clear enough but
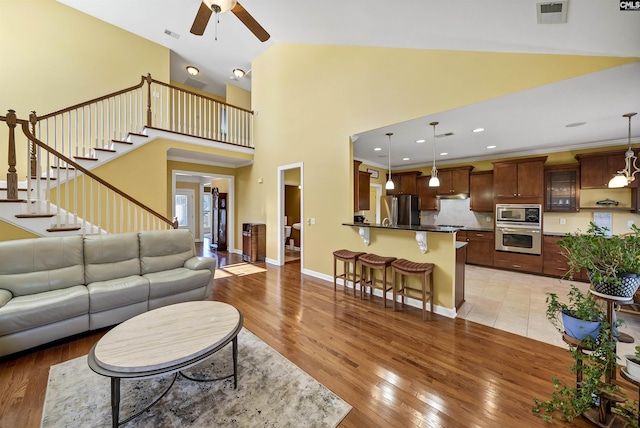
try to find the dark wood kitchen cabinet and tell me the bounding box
[543,235,588,281]
[386,171,421,195]
[436,166,473,196]
[575,149,635,189]
[416,176,439,210]
[492,156,547,201]
[469,171,494,212]
[464,230,494,267]
[544,164,579,212]
[493,251,543,274]
[353,160,371,211]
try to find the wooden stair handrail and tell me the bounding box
[1,112,177,229]
[148,76,253,114]
[35,74,253,124]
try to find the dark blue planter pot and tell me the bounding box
[561,309,601,341]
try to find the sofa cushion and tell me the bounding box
[144,268,211,299]
[87,275,150,313]
[139,229,195,274]
[0,289,11,308]
[0,285,88,336]
[0,236,84,296]
[84,233,140,283]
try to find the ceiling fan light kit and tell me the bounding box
[203,0,237,14]
[608,112,638,188]
[385,133,395,190]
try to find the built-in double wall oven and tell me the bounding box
[495,204,542,255]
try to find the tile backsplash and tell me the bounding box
[420,199,493,229]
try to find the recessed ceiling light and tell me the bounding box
[565,122,586,128]
[374,147,382,151]
[440,152,448,156]
[416,139,425,143]
[403,157,410,161]
[487,145,496,149]
[186,66,199,76]
[472,128,485,133]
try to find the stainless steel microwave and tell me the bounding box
[495,204,542,228]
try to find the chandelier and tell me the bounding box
[608,112,638,188]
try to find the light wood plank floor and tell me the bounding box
[0,250,634,427]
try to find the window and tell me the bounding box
[203,193,211,230]
[175,194,188,227]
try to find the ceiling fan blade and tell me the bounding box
[190,2,213,36]
[232,2,270,42]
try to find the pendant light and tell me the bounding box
[608,112,638,188]
[385,132,395,190]
[428,121,440,187]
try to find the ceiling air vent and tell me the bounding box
[184,77,207,90]
[164,29,180,39]
[537,1,568,24]
[435,132,455,138]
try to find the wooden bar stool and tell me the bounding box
[391,259,435,320]
[332,249,366,296]
[359,253,397,307]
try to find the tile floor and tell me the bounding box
[459,264,640,360]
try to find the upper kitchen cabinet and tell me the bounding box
[385,171,421,195]
[492,156,547,201]
[416,176,439,211]
[575,149,636,189]
[544,164,579,212]
[469,171,493,212]
[353,160,371,211]
[436,166,474,196]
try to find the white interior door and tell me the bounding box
[175,189,195,237]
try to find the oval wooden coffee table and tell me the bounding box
[87,301,243,427]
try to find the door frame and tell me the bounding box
[171,169,235,252]
[277,162,304,268]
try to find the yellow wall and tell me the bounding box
[247,44,637,309]
[0,221,39,241]
[226,84,252,110]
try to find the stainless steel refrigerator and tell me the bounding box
[381,195,420,226]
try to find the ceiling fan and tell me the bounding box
[190,0,270,42]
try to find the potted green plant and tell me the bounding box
[534,291,639,426]
[624,345,640,380]
[558,222,640,298]
[546,284,606,341]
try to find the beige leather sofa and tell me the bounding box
[0,229,216,357]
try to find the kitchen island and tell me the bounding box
[342,222,467,317]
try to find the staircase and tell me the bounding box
[1,74,254,237]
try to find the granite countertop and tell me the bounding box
[343,222,463,233]
[460,227,494,232]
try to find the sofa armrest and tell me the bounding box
[0,289,12,308]
[184,257,217,300]
[184,257,217,273]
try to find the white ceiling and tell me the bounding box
[57,0,640,168]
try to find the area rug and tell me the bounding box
[41,328,351,427]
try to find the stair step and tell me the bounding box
[15,213,56,218]
[0,187,28,191]
[38,176,57,180]
[74,156,98,161]
[46,225,82,232]
[128,132,147,138]
[0,199,27,203]
[51,165,75,170]
[94,147,116,153]
[112,139,133,145]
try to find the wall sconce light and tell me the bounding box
[186,66,199,76]
[608,112,638,188]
